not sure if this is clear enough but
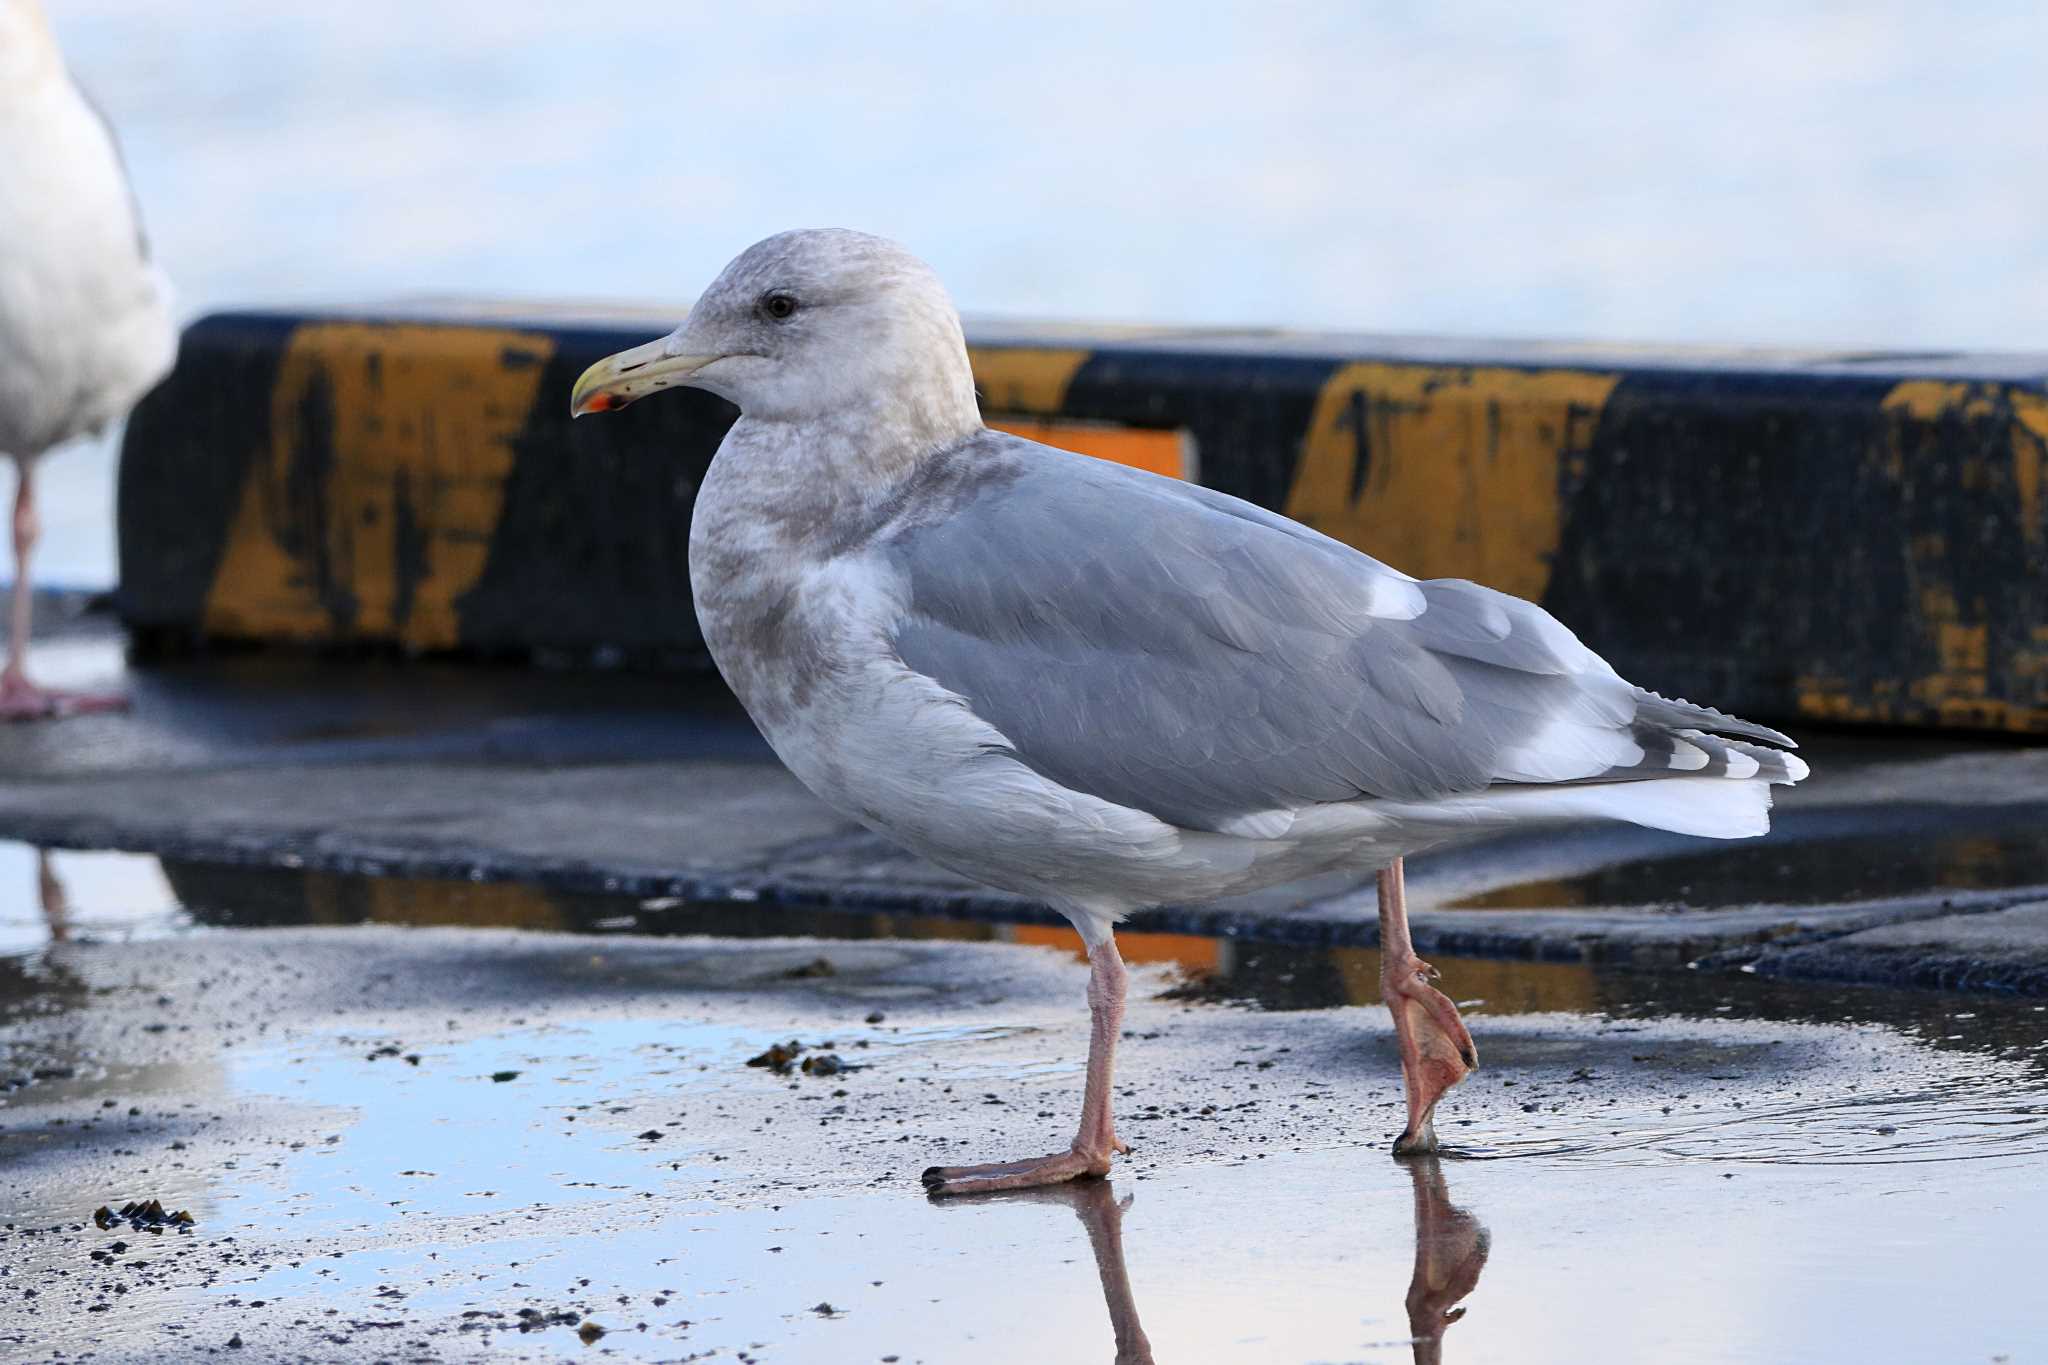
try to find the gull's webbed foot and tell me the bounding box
[0,673,127,722]
[1384,955,1478,1156]
[921,1137,1126,1197]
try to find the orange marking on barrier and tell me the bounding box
[990,418,1190,480]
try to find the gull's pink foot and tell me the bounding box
[922,1136,1128,1197]
[1383,954,1478,1155]
[927,935,1134,1196]
[0,672,128,722]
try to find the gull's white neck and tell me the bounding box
[703,394,982,550]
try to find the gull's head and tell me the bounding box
[572,229,979,439]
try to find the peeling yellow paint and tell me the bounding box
[1936,623,1989,680]
[2016,391,2047,549]
[1876,379,2048,733]
[203,323,555,650]
[1798,679,2046,735]
[968,346,1091,415]
[1281,363,1619,601]
[1881,379,1997,423]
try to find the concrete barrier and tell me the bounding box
[119,306,2048,734]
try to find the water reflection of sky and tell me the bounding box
[31,4,2048,584]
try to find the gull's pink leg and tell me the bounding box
[924,934,1130,1195]
[2,457,126,722]
[1,457,37,716]
[1379,857,1477,1155]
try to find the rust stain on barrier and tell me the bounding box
[203,323,555,650]
[1281,363,1620,602]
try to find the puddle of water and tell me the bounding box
[220,1019,762,1234]
[143,855,2048,1068]
[8,843,2048,1071]
[8,848,2048,1362]
[201,1145,2048,1365]
[0,846,183,957]
[216,1013,1058,1235]
[1454,814,2048,911]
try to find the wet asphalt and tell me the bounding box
[5,863,2048,1363]
[3,608,2046,1360]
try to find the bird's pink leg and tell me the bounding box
[2,458,126,722]
[923,934,1130,1196]
[1,458,36,715]
[1379,857,1477,1155]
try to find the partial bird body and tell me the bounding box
[694,420,1803,945]
[1,0,175,718]
[575,228,1808,1189]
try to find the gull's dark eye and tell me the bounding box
[761,291,799,321]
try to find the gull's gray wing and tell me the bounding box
[882,430,1796,836]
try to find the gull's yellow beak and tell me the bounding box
[569,337,722,417]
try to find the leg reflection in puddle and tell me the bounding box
[931,1179,1155,1364]
[926,1164,1488,1365]
[1403,1156,1491,1365]
[36,847,69,944]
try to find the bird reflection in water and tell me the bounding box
[36,848,70,943]
[1402,1157,1491,1364]
[932,1160,1489,1365]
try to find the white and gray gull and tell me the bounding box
[571,229,1809,1194]
[1,0,175,720]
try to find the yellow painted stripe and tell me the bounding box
[203,323,555,650]
[967,346,1091,414]
[1283,363,1620,602]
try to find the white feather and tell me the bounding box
[1,5,175,462]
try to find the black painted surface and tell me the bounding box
[457,326,734,660]
[116,313,296,635]
[117,310,2048,732]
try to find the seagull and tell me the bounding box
[0,0,175,720]
[572,229,1808,1194]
